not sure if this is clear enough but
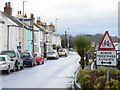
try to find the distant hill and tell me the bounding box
[84,34,119,44]
[60,34,120,48]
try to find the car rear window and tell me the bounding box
[1,51,16,58]
[0,57,5,61]
[59,49,64,52]
[48,51,55,54]
[22,52,31,58]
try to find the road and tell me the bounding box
[0,52,80,89]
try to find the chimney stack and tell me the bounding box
[36,17,42,25]
[4,2,12,15]
[17,11,23,18]
[49,23,55,32]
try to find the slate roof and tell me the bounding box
[0,18,5,24]
[0,11,32,30]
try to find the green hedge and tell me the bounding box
[77,67,120,90]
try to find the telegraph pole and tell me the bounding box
[65,31,67,49]
[30,14,34,53]
[68,28,69,50]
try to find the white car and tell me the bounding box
[0,55,15,74]
[47,50,59,60]
[58,48,68,57]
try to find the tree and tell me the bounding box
[74,35,92,69]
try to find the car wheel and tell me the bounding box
[37,62,40,65]
[65,54,67,57]
[31,62,34,67]
[34,61,37,66]
[16,65,20,71]
[6,67,10,74]
[13,65,16,72]
[21,64,24,69]
[42,61,44,64]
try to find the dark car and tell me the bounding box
[21,51,36,67]
[0,50,24,71]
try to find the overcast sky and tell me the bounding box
[0,0,119,36]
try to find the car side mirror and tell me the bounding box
[11,59,13,61]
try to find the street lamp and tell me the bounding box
[7,25,20,50]
[23,1,27,50]
[55,19,58,33]
[55,19,58,46]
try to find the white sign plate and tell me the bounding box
[96,50,117,66]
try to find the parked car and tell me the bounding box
[20,51,36,67]
[0,55,15,74]
[58,48,68,57]
[34,52,44,65]
[0,50,24,71]
[47,50,59,60]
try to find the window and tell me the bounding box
[0,57,5,61]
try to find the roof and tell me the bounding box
[34,23,45,32]
[0,18,5,24]
[0,11,32,30]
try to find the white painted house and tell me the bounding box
[0,11,23,51]
[0,19,5,52]
[34,24,45,55]
[0,2,23,51]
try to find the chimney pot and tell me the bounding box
[8,2,10,7]
[5,3,7,7]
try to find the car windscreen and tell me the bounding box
[0,57,5,61]
[1,51,16,58]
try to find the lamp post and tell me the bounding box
[55,19,58,33]
[55,19,58,47]
[23,1,27,50]
[67,28,69,50]
[7,25,20,50]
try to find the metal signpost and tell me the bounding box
[97,31,116,81]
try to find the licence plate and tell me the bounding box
[22,58,26,60]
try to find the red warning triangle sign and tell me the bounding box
[98,31,115,50]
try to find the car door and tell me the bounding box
[6,56,14,70]
[30,52,36,64]
[16,52,22,66]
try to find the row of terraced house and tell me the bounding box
[0,2,61,57]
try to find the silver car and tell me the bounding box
[0,55,15,74]
[47,50,59,60]
[0,50,24,70]
[58,48,68,57]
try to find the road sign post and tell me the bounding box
[106,66,109,81]
[97,31,116,81]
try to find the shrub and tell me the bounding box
[104,79,120,90]
[77,67,120,90]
